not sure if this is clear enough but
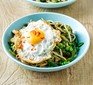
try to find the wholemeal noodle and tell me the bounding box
[8,19,84,67]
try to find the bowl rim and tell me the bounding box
[2,12,90,71]
[26,0,76,5]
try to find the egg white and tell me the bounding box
[17,20,61,64]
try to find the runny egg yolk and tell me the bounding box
[26,29,45,45]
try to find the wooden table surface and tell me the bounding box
[0,0,93,85]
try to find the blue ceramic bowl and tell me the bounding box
[2,12,90,72]
[26,0,76,8]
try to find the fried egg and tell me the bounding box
[17,20,61,64]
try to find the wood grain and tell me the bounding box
[0,0,93,85]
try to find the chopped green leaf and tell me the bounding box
[59,61,69,65]
[55,46,60,50]
[9,49,16,56]
[69,43,74,46]
[54,0,58,2]
[69,47,73,51]
[67,50,76,61]
[59,45,65,49]
[78,42,84,47]
[47,60,58,67]
[40,0,46,2]
[66,47,70,51]
[61,25,65,29]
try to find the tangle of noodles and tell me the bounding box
[8,19,84,67]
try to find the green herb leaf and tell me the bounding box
[78,42,84,47]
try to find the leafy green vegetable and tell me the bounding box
[8,19,84,68]
[61,25,65,29]
[9,49,16,56]
[59,45,65,49]
[47,60,58,67]
[24,24,28,27]
[69,43,74,46]
[78,42,84,47]
[55,46,60,50]
[54,0,58,2]
[59,61,69,65]
[66,25,72,32]
[47,0,51,2]
[69,47,73,51]
[8,42,14,50]
[76,47,80,52]
[40,0,46,2]
[66,47,73,52]
[67,50,76,61]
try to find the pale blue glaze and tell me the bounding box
[26,0,76,8]
[2,12,90,72]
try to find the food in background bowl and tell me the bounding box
[26,0,76,8]
[8,19,84,67]
[35,0,67,3]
